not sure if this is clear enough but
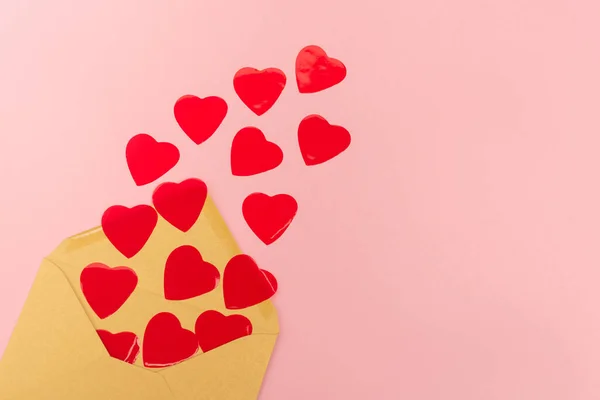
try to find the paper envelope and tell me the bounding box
[0,196,279,400]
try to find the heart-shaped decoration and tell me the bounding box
[174,95,228,145]
[233,67,286,116]
[195,310,253,353]
[164,245,220,301]
[231,127,283,176]
[101,205,158,258]
[298,114,351,166]
[126,134,180,186]
[143,312,199,368]
[97,329,140,364]
[152,178,208,232]
[295,45,346,93]
[223,254,278,310]
[80,263,138,319]
[242,193,298,245]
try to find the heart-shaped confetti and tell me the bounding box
[231,127,283,176]
[101,205,158,258]
[174,95,228,145]
[298,114,351,166]
[126,134,180,186]
[97,329,140,364]
[195,310,252,353]
[242,193,298,245]
[152,178,208,232]
[80,263,138,319]
[295,45,346,93]
[143,312,199,368]
[223,254,278,310]
[233,67,286,116]
[164,245,220,301]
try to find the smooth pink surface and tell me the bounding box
[1,1,600,398]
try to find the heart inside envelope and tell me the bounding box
[50,181,279,373]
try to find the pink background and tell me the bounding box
[2,0,600,398]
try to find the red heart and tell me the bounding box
[298,114,351,166]
[101,205,158,258]
[152,178,208,232]
[126,134,180,186]
[233,67,286,116]
[80,263,138,319]
[164,245,220,301]
[143,312,199,368]
[174,95,227,145]
[195,310,252,352]
[223,254,278,310]
[242,193,298,245]
[230,127,283,176]
[295,45,347,93]
[97,329,140,364]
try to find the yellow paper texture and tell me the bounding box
[0,197,279,399]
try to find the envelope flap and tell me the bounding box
[0,259,105,398]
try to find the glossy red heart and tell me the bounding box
[97,329,140,364]
[230,127,283,176]
[174,95,228,145]
[101,205,158,258]
[242,193,298,245]
[164,245,220,301]
[233,67,286,116]
[195,310,252,352]
[295,45,347,93]
[223,254,278,310]
[143,312,199,368]
[80,263,138,319]
[126,134,180,186]
[298,114,351,166]
[152,178,208,232]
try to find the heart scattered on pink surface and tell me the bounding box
[295,45,346,94]
[231,127,283,176]
[174,95,228,145]
[298,114,351,166]
[126,134,180,186]
[153,178,208,232]
[242,193,298,245]
[233,67,286,116]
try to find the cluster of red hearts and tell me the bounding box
[85,45,347,368]
[83,178,277,368]
[126,44,349,245]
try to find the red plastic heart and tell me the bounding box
[97,329,140,364]
[101,205,158,258]
[126,134,180,186]
[164,245,220,301]
[242,193,298,245]
[143,312,199,368]
[152,178,208,232]
[298,114,351,166]
[233,67,286,116]
[174,95,228,145]
[223,254,278,310]
[195,310,252,352]
[230,127,283,176]
[295,45,346,93]
[80,263,138,319]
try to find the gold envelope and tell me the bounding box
[0,197,279,400]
